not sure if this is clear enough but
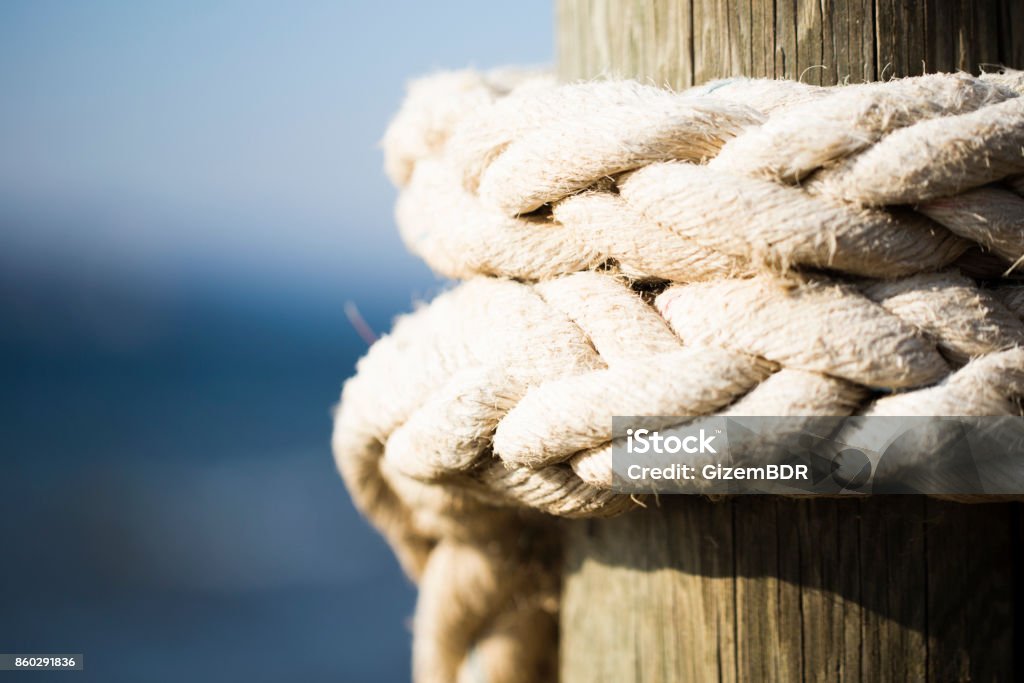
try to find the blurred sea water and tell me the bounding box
[0,260,440,682]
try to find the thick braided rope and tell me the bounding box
[335,69,1024,683]
[390,70,1024,281]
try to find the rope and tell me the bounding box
[335,68,1024,682]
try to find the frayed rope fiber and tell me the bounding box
[333,68,1024,683]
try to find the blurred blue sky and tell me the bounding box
[0,2,552,681]
[0,0,551,297]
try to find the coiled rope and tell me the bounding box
[333,68,1024,683]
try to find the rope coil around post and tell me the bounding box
[332,68,1024,683]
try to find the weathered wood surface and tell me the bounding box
[562,497,1019,682]
[557,0,1024,88]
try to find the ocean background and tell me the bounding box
[0,2,550,680]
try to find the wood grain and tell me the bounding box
[562,498,1018,682]
[557,0,1024,88]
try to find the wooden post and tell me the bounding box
[558,0,1024,88]
[556,2,1024,681]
